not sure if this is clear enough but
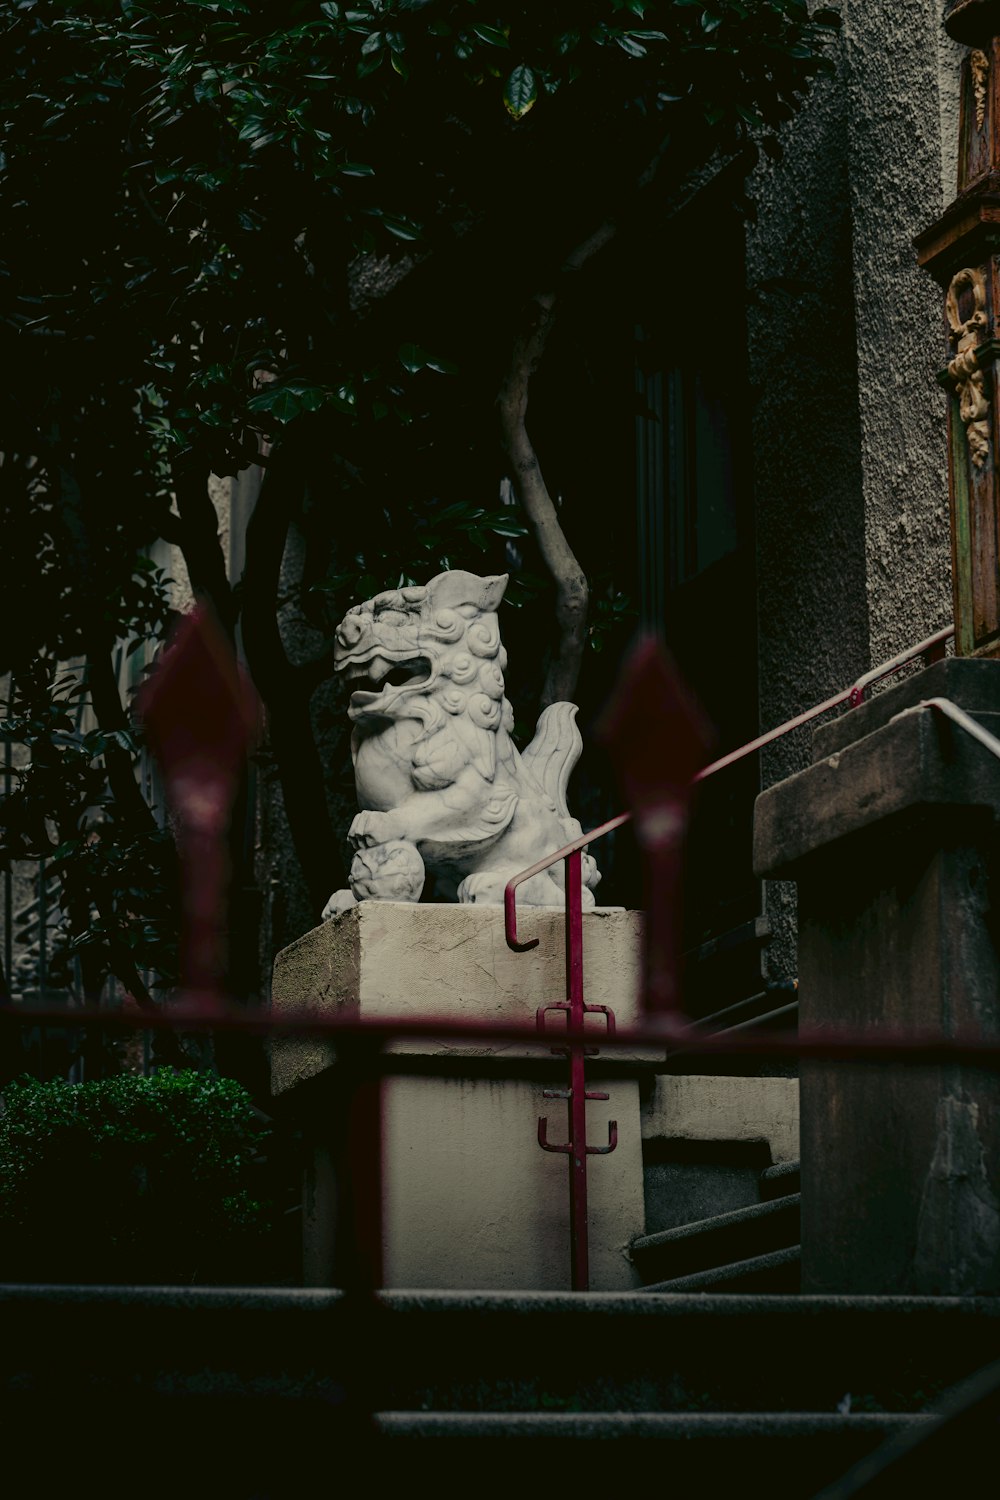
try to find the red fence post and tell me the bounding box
[535,849,617,1290]
[138,607,257,1014]
[598,638,715,1019]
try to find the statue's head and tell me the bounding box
[333,570,509,725]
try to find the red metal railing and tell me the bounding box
[502,622,956,1287]
[504,623,956,952]
[534,844,618,1291]
[4,611,983,1302]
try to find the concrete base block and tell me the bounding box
[273,904,651,1292]
[271,903,652,1095]
[381,1075,642,1290]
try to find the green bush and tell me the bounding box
[0,1070,273,1285]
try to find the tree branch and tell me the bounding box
[167,462,236,636]
[498,140,672,707]
[86,649,158,836]
[499,289,589,709]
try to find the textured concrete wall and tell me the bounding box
[842,0,959,663]
[642,1075,800,1167]
[747,42,869,740]
[746,32,869,979]
[747,4,963,978]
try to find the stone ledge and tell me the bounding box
[754,698,1000,880]
[812,659,1000,761]
[271,902,652,1097]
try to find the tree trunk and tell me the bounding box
[498,290,589,709]
[240,446,343,918]
[497,146,672,706]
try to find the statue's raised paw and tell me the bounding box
[456,872,506,904]
[350,840,425,904]
[349,809,405,849]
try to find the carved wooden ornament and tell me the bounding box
[914,16,1000,658]
[946,266,991,469]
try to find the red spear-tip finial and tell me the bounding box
[597,637,715,1019]
[138,606,258,1014]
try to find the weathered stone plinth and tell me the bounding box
[754,659,1000,1295]
[271,904,654,1292]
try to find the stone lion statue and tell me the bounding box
[323,569,600,916]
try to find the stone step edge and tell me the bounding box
[632,1193,801,1255]
[374,1411,935,1438]
[2,1286,997,1318]
[641,1245,801,1294]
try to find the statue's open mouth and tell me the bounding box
[342,654,431,706]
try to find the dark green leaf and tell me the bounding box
[472,24,509,48]
[398,342,425,373]
[503,64,538,120]
[383,216,421,241]
[488,518,529,538]
[248,384,304,423]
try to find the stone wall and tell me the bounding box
[747,2,962,979]
[842,0,958,663]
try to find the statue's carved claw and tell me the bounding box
[322,889,358,922]
[458,868,599,909]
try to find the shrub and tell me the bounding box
[0,1070,273,1284]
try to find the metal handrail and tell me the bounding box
[504,623,955,951]
[910,694,1000,761]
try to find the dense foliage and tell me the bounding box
[0,1069,274,1281]
[3,1,836,463]
[0,1,837,1008]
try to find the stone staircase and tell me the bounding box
[3,1285,997,1494]
[633,1156,802,1292]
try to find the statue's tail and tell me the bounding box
[521,702,582,820]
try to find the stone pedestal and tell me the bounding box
[754,659,1000,1294]
[271,904,655,1291]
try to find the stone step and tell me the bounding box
[375,1411,931,1441]
[642,1244,801,1294]
[374,1411,932,1492]
[0,1392,937,1496]
[761,1158,801,1200]
[3,1287,998,1420]
[632,1193,801,1282]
